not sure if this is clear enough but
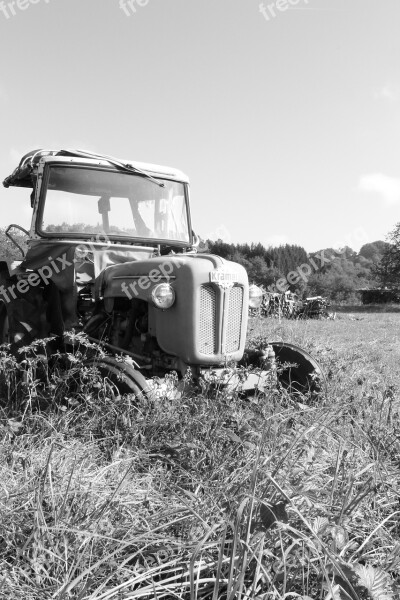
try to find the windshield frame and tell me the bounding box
[35,163,193,247]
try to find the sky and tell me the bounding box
[0,0,399,253]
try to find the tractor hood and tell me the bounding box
[96,253,249,365]
[94,253,245,300]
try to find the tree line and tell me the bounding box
[206,239,390,303]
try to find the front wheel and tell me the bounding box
[241,341,326,397]
[270,341,326,396]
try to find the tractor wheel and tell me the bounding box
[270,341,326,396]
[88,356,151,398]
[65,355,152,402]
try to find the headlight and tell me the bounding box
[249,284,263,309]
[151,283,176,309]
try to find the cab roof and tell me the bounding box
[2,149,190,189]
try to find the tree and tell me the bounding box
[246,255,271,285]
[375,224,400,288]
[359,240,389,262]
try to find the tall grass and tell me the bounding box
[0,316,399,599]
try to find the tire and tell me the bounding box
[270,341,326,396]
[86,356,151,398]
[65,354,152,402]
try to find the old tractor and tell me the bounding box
[0,149,325,398]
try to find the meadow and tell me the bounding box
[0,310,399,599]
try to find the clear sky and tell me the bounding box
[0,0,399,252]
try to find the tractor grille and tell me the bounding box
[199,284,244,356]
[199,285,217,355]
[226,286,244,353]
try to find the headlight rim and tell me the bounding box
[151,282,176,310]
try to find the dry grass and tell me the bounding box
[0,312,399,599]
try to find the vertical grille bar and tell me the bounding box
[225,286,243,353]
[199,284,217,355]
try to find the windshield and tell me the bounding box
[39,165,191,243]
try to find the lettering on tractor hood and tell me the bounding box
[210,269,239,284]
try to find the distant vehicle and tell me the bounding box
[298,296,330,319]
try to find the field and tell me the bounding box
[0,311,400,599]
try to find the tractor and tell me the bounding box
[0,149,325,399]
